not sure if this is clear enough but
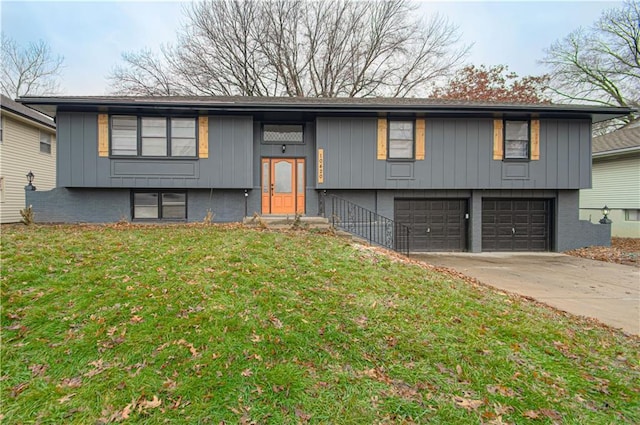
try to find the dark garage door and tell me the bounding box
[482,199,551,252]
[395,199,468,252]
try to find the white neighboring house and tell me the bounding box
[0,94,56,223]
[580,124,640,238]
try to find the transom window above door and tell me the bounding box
[262,124,304,144]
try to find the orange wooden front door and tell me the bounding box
[261,158,305,215]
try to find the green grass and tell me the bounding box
[1,224,639,424]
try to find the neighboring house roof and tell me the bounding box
[592,126,640,157]
[1,94,55,130]
[18,95,634,123]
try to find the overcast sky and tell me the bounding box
[1,0,623,96]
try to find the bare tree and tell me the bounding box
[109,0,469,97]
[542,0,639,127]
[1,33,64,98]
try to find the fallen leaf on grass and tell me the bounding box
[539,408,562,421]
[295,407,312,423]
[58,377,82,389]
[523,410,540,419]
[58,393,76,404]
[174,339,199,357]
[139,395,162,410]
[241,368,253,377]
[269,314,283,329]
[29,363,48,377]
[9,382,29,398]
[487,384,516,397]
[453,396,483,411]
[130,315,144,324]
[84,359,110,378]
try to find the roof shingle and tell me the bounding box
[592,126,640,154]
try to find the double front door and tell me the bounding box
[261,158,305,215]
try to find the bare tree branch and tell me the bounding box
[107,0,468,98]
[542,0,640,128]
[1,33,64,98]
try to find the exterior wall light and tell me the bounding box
[26,171,36,190]
[282,144,286,153]
[599,205,612,224]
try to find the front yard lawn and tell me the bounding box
[2,224,639,424]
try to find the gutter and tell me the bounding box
[593,146,640,159]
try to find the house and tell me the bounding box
[0,94,56,223]
[580,125,640,238]
[19,96,633,252]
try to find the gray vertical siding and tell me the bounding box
[56,112,253,189]
[316,117,592,190]
[208,116,253,188]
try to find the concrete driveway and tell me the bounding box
[412,253,640,335]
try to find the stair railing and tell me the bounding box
[324,194,410,255]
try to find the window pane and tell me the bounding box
[389,121,413,140]
[505,140,528,158]
[389,139,414,159]
[39,133,52,154]
[171,138,196,156]
[161,193,186,219]
[505,121,529,141]
[274,161,292,193]
[297,161,304,193]
[171,118,195,138]
[263,162,269,193]
[388,121,414,159]
[626,209,640,221]
[112,116,137,155]
[142,118,167,156]
[263,124,303,143]
[142,137,167,156]
[169,119,196,156]
[134,193,158,218]
[142,118,166,137]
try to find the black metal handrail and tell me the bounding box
[325,195,410,255]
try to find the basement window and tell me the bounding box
[625,209,640,221]
[132,191,187,220]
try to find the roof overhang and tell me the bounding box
[17,96,635,123]
[1,107,56,132]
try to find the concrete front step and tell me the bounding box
[243,215,331,230]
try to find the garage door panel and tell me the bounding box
[395,199,468,252]
[482,199,551,252]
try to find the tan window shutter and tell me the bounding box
[530,119,540,160]
[415,119,425,160]
[98,114,109,157]
[377,118,387,160]
[198,116,209,158]
[493,119,504,160]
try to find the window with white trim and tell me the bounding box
[625,209,640,221]
[40,131,52,154]
[388,120,414,159]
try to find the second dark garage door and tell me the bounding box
[395,199,468,252]
[482,199,551,252]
